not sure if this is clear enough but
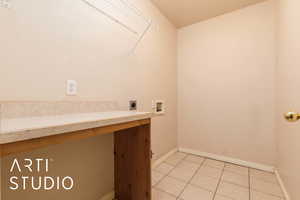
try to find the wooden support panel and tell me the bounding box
[114,123,151,200]
[0,119,150,157]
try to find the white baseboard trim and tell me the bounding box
[179,147,275,172]
[275,170,291,200]
[99,148,178,200]
[100,191,115,200]
[152,148,178,168]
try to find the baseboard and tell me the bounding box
[100,191,115,200]
[275,170,291,200]
[152,148,178,168]
[179,147,275,172]
[99,148,178,200]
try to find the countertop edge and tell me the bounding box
[0,112,154,145]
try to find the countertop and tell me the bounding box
[0,111,153,144]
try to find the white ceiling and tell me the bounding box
[151,0,267,28]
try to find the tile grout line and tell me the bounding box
[175,158,206,200]
[215,165,281,200]
[249,169,285,199]
[153,152,189,197]
[153,152,187,185]
[214,162,253,189]
[161,158,281,200]
[212,163,226,200]
[251,188,285,199]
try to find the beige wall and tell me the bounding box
[0,0,178,199]
[4,0,300,199]
[276,0,300,199]
[178,0,277,166]
[2,135,115,200]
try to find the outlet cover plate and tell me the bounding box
[129,100,137,111]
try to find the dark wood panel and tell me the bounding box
[114,123,151,200]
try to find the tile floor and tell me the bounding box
[152,152,285,200]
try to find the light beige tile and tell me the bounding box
[165,156,182,166]
[222,171,249,187]
[251,190,283,200]
[197,166,223,179]
[154,163,175,175]
[180,184,214,200]
[155,176,186,197]
[177,152,188,157]
[217,182,250,200]
[250,178,283,197]
[152,171,165,186]
[250,169,278,184]
[152,179,158,186]
[177,161,200,171]
[165,152,187,166]
[185,155,205,165]
[190,173,219,192]
[214,195,234,200]
[152,189,177,200]
[168,160,199,183]
[203,159,225,169]
[225,163,249,175]
[172,152,188,160]
[169,166,197,182]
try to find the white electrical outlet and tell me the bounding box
[66,80,77,96]
[0,0,11,9]
[152,100,165,114]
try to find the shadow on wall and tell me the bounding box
[1,134,114,200]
